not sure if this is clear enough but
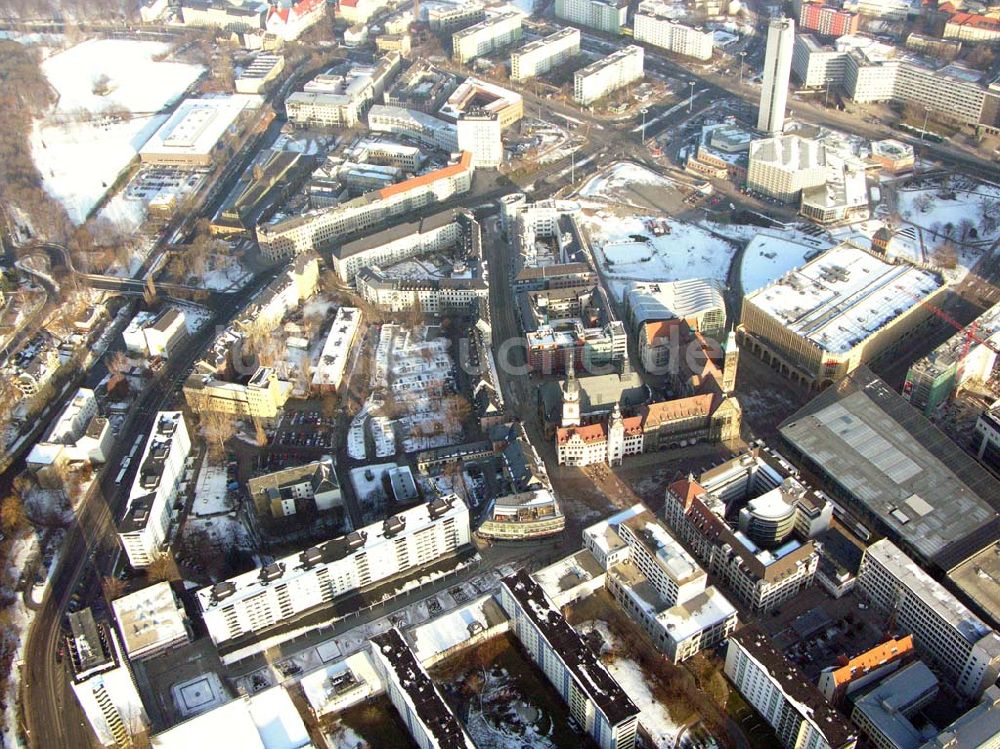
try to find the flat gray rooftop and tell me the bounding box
[779,368,1000,570]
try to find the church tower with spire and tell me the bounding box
[561,361,581,428]
[607,403,625,466]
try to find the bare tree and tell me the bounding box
[108,350,130,376]
[101,576,125,603]
[202,411,237,461]
[0,495,27,535]
[146,555,178,583]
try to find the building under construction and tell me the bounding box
[902,300,1000,416]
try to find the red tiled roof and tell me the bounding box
[556,423,607,445]
[378,151,473,199]
[830,636,914,687]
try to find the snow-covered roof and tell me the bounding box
[745,244,942,354]
[111,581,188,657]
[410,594,503,662]
[140,96,250,161]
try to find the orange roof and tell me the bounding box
[667,478,707,508]
[623,416,643,434]
[378,151,473,200]
[644,319,686,345]
[830,636,915,687]
[556,423,607,445]
[950,11,1000,28]
[642,394,713,426]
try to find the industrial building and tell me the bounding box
[724,626,858,749]
[117,412,191,569]
[212,150,312,235]
[858,539,1000,699]
[500,570,641,749]
[452,10,522,64]
[511,27,581,81]
[197,496,470,645]
[555,0,628,34]
[139,97,252,168]
[633,1,715,61]
[739,244,944,388]
[234,53,284,94]
[779,368,1000,571]
[902,301,1000,416]
[574,45,644,105]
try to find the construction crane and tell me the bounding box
[896,284,1000,364]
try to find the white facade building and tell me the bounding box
[500,570,641,749]
[118,412,191,569]
[452,11,522,64]
[456,112,503,168]
[555,0,627,34]
[857,539,1000,699]
[747,135,827,203]
[111,582,191,661]
[122,308,188,359]
[725,626,858,749]
[574,45,644,106]
[198,496,470,645]
[511,27,581,81]
[634,2,714,61]
[68,609,149,748]
[311,307,361,393]
[758,17,795,133]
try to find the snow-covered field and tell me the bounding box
[31,39,204,224]
[576,620,682,748]
[740,231,833,293]
[580,212,737,300]
[579,162,680,204]
[895,180,1000,244]
[192,456,234,517]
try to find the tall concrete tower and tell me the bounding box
[758,17,795,134]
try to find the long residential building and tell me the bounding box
[330,207,479,283]
[739,244,943,389]
[857,539,1000,699]
[197,496,470,645]
[118,412,191,569]
[574,45,644,105]
[256,151,474,261]
[799,2,858,37]
[68,609,149,748]
[817,635,915,706]
[511,27,581,81]
[583,504,738,663]
[725,626,858,749]
[370,628,477,749]
[452,10,522,64]
[555,0,627,34]
[634,1,714,61]
[500,570,641,749]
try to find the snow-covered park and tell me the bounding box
[580,212,737,300]
[579,162,681,205]
[30,39,204,225]
[895,179,1000,244]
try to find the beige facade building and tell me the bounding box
[747,134,827,203]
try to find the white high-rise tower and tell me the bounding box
[757,17,794,134]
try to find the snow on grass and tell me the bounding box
[410,595,494,662]
[580,212,736,301]
[740,231,833,293]
[328,725,367,748]
[192,456,234,516]
[172,303,213,334]
[31,39,204,224]
[895,180,1000,244]
[578,161,680,204]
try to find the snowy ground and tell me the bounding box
[348,463,395,505]
[580,212,737,301]
[576,620,683,748]
[200,255,253,291]
[172,303,213,334]
[578,162,680,205]
[30,39,204,224]
[895,180,1000,244]
[739,231,833,293]
[192,456,235,517]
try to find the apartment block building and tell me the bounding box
[456,111,503,168]
[511,27,581,81]
[68,609,149,748]
[634,2,714,61]
[247,456,341,519]
[257,151,473,260]
[500,570,641,749]
[555,0,627,34]
[452,11,522,64]
[799,2,858,37]
[792,34,849,88]
[118,412,190,569]
[198,496,470,645]
[574,45,644,105]
[183,365,292,422]
[857,540,1000,699]
[370,628,477,749]
[725,626,858,749]
[583,505,738,663]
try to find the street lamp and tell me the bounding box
[739,50,747,87]
[641,107,649,144]
[687,81,696,114]
[921,106,929,141]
